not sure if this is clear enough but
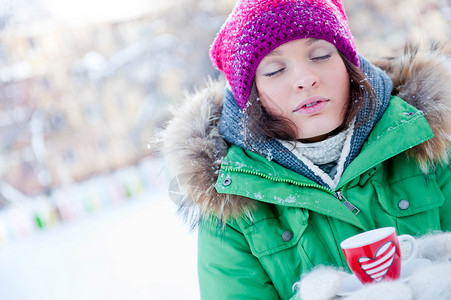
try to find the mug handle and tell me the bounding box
[398,234,418,265]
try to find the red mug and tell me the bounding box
[340,227,417,284]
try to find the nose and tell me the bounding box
[293,68,319,91]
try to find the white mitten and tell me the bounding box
[294,232,451,300]
[407,261,451,300]
[344,280,412,300]
[416,232,451,262]
[293,266,348,300]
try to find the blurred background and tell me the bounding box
[0,0,449,299]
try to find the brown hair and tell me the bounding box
[243,52,377,148]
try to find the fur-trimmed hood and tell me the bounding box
[374,42,451,169]
[156,41,451,223]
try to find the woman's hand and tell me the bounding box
[294,232,451,300]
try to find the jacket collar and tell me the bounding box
[339,95,434,188]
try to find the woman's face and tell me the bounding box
[255,38,350,142]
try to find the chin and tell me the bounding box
[298,133,330,143]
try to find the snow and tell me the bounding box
[0,193,199,300]
[0,0,187,25]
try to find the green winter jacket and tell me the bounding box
[158,45,451,300]
[198,96,451,299]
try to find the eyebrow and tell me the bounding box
[266,38,321,57]
[266,50,280,57]
[305,38,320,46]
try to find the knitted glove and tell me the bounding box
[294,232,451,300]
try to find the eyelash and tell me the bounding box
[312,54,331,61]
[264,67,286,77]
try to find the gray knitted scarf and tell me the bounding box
[219,55,393,189]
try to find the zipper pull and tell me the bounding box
[334,191,360,216]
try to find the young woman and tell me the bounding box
[157,0,451,298]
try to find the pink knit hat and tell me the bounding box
[210,0,358,109]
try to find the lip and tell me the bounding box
[293,96,329,114]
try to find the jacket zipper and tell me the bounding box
[334,191,360,215]
[222,167,360,215]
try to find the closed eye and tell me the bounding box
[264,67,286,77]
[312,54,331,61]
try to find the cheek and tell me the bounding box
[341,76,351,104]
[330,68,350,102]
[256,82,285,114]
[260,94,281,115]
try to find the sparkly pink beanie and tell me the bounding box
[210,0,358,109]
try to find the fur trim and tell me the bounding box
[155,79,254,225]
[374,41,451,172]
[156,41,451,222]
